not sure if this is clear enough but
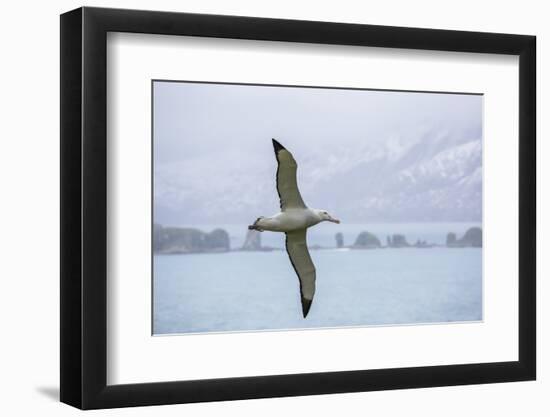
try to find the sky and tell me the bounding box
[153,81,482,226]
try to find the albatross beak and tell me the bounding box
[329,218,340,224]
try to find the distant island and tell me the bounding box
[446,227,482,248]
[353,231,381,249]
[240,229,278,252]
[351,233,432,249]
[153,224,230,254]
[349,227,481,250]
[153,224,482,254]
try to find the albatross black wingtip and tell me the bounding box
[272,138,286,153]
[301,297,312,318]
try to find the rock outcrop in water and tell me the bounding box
[240,229,279,251]
[241,230,262,251]
[387,234,410,248]
[447,227,482,247]
[153,224,230,254]
[413,239,432,248]
[353,231,381,249]
[446,232,457,246]
[335,232,344,248]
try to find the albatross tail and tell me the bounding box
[248,217,265,232]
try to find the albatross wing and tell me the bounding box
[285,229,316,317]
[272,139,307,210]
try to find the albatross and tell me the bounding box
[248,139,340,318]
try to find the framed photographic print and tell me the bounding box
[60,6,536,409]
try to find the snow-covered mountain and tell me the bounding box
[154,130,482,225]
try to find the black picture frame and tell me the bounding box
[60,6,536,410]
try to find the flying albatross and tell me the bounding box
[249,139,340,318]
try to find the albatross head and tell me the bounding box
[316,209,340,224]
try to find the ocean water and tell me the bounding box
[153,223,482,335]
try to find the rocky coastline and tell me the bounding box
[153,223,482,254]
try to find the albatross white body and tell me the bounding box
[249,139,340,318]
[253,208,329,233]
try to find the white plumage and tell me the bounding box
[249,139,340,317]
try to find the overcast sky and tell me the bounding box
[153,81,482,226]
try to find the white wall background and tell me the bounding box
[0,0,544,415]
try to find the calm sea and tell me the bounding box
[153,223,482,335]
